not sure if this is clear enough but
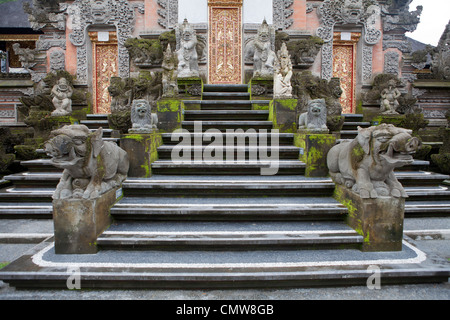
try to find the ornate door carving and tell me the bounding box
[208,0,243,84]
[90,32,118,114]
[332,33,360,114]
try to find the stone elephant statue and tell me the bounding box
[44,124,129,200]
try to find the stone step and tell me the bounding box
[161,132,295,146]
[2,172,61,188]
[86,113,109,120]
[192,100,270,110]
[404,186,450,201]
[394,171,450,186]
[405,201,450,217]
[202,92,250,101]
[157,145,301,160]
[122,175,335,197]
[342,114,364,122]
[0,202,53,219]
[181,120,273,131]
[203,84,249,92]
[97,221,362,250]
[339,130,358,139]
[150,160,306,175]
[342,122,371,130]
[110,196,348,221]
[2,239,448,289]
[80,119,110,128]
[19,159,61,173]
[184,110,269,121]
[0,187,54,203]
[88,128,114,138]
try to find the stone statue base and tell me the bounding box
[120,132,162,178]
[177,77,202,99]
[334,185,405,252]
[269,99,298,133]
[53,187,120,254]
[296,131,336,177]
[157,99,183,133]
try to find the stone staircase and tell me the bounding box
[0,85,449,289]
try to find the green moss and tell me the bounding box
[0,262,9,270]
[123,134,145,142]
[158,100,181,113]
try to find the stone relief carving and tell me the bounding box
[12,43,37,70]
[108,77,133,113]
[176,19,200,78]
[162,45,179,98]
[68,0,136,82]
[274,43,293,99]
[384,51,400,75]
[298,99,329,132]
[157,0,179,29]
[44,125,129,200]
[273,0,294,30]
[429,21,450,80]
[381,0,423,32]
[327,124,421,199]
[23,0,67,31]
[129,99,158,134]
[49,50,66,73]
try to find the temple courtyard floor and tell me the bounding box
[0,217,448,300]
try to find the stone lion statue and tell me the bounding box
[327,124,421,199]
[129,99,158,133]
[298,99,328,132]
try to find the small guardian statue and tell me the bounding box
[298,99,329,132]
[252,20,276,78]
[51,77,74,116]
[162,44,179,98]
[274,42,293,99]
[380,79,401,115]
[129,99,158,133]
[176,19,200,78]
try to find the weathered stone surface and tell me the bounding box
[120,133,162,178]
[157,99,183,133]
[269,99,299,133]
[297,132,336,177]
[335,185,404,252]
[53,186,119,254]
[176,19,199,78]
[273,43,293,99]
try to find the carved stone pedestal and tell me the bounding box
[177,77,202,99]
[157,99,184,133]
[53,187,120,254]
[296,131,336,177]
[120,132,162,178]
[334,185,405,252]
[269,99,298,133]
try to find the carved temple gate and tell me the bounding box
[89,32,118,114]
[208,0,243,84]
[332,32,360,114]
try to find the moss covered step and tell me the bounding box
[184,110,269,121]
[157,145,301,160]
[0,202,53,219]
[109,196,347,221]
[203,84,249,92]
[150,160,305,175]
[202,92,250,101]
[122,175,333,197]
[97,221,362,250]
[161,132,295,146]
[181,121,273,131]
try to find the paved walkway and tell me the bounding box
[0,217,449,300]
